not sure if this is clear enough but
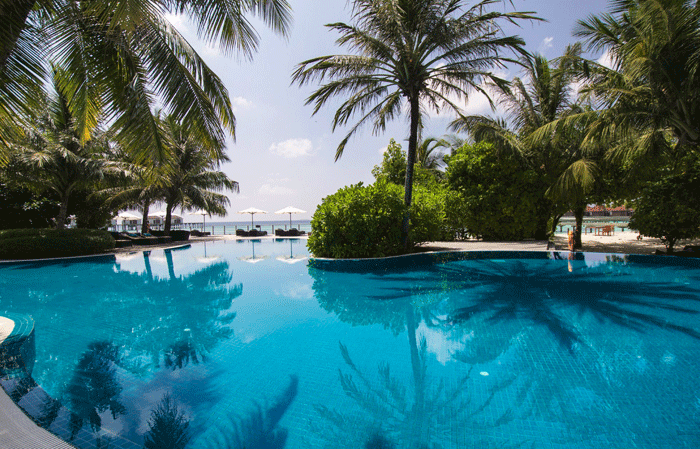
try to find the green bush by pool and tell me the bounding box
[0,229,115,260]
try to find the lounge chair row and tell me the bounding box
[110,230,191,247]
[235,229,268,237]
[110,232,172,247]
[274,229,306,236]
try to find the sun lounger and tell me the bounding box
[274,228,306,236]
[236,229,268,237]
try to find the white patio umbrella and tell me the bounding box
[238,207,267,227]
[115,211,141,231]
[149,211,182,220]
[116,211,140,220]
[275,206,306,228]
[191,210,209,228]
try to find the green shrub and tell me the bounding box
[308,181,445,258]
[411,186,450,242]
[445,142,540,240]
[629,169,700,252]
[0,229,115,260]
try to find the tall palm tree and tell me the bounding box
[0,0,292,163]
[9,77,124,229]
[292,0,538,248]
[158,115,239,235]
[451,45,583,239]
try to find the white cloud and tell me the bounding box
[232,96,253,111]
[269,138,313,158]
[417,322,468,365]
[202,45,222,58]
[538,36,554,53]
[259,182,295,196]
[569,80,585,97]
[597,50,614,69]
[164,13,188,32]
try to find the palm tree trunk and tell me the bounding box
[402,94,420,249]
[164,203,173,235]
[55,193,70,229]
[0,0,35,71]
[534,199,551,240]
[573,203,585,249]
[141,201,150,234]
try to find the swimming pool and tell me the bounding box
[1,239,700,448]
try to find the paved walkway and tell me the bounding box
[0,388,75,449]
[419,240,551,252]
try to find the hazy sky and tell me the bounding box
[165,0,611,222]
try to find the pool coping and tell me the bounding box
[0,316,76,449]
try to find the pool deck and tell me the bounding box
[0,388,76,449]
[0,319,75,448]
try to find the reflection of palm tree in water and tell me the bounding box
[190,375,299,449]
[144,394,191,449]
[446,259,700,351]
[66,341,126,439]
[126,251,241,371]
[311,275,516,448]
[310,255,700,447]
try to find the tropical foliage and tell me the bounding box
[629,168,700,252]
[155,114,240,234]
[6,78,124,229]
[293,0,538,247]
[446,141,541,240]
[572,0,700,163]
[0,0,292,163]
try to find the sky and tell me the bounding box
[162,0,611,223]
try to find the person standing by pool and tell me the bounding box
[567,229,575,251]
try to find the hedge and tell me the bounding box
[0,229,115,260]
[307,181,447,259]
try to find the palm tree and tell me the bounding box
[451,45,583,240]
[531,0,700,172]
[0,0,292,163]
[158,114,239,235]
[416,137,445,171]
[9,77,124,229]
[292,0,538,248]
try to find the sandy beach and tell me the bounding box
[550,231,700,255]
[108,232,700,257]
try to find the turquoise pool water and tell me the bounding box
[1,240,700,448]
